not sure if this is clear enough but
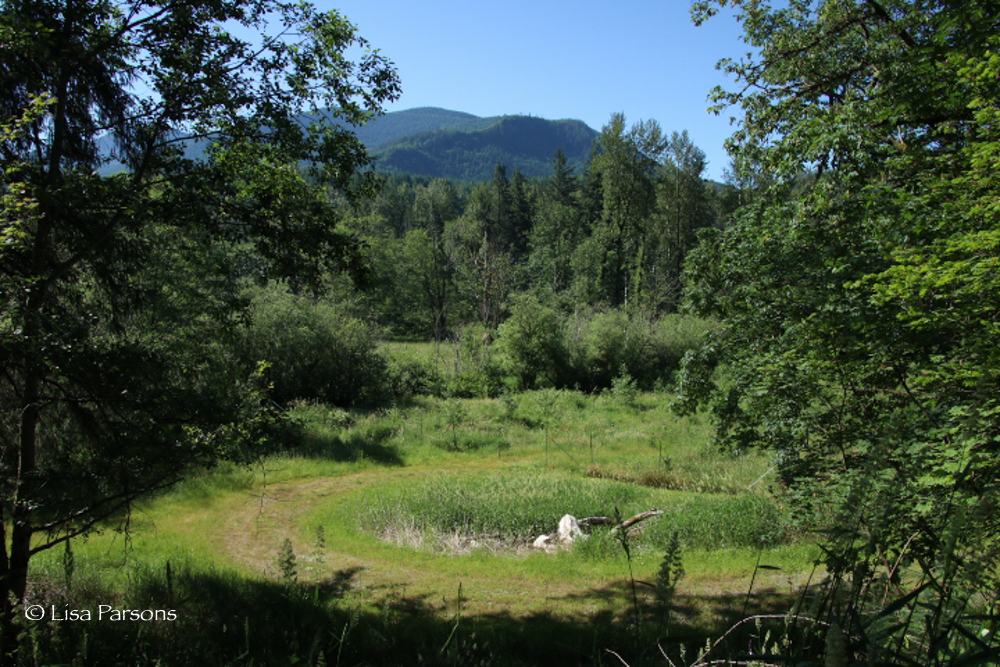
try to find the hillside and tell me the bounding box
[370,113,597,181]
[97,107,599,181]
[352,107,486,148]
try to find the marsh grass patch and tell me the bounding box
[355,469,787,556]
[357,469,638,551]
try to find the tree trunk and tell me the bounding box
[3,370,39,665]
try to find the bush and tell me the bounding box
[652,314,718,375]
[238,286,391,407]
[445,324,505,398]
[385,355,443,399]
[495,294,567,390]
[562,309,716,392]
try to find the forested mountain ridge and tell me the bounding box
[97,106,598,181]
[351,106,485,147]
[368,112,598,181]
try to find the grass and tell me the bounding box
[354,469,787,553]
[22,385,817,666]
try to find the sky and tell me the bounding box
[313,1,751,182]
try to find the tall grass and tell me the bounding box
[356,469,787,553]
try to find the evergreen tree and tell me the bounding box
[549,147,578,207]
[585,113,665,307]
[529,152,585,295]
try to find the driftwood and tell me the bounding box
[579,509,664,532]
[532,510,664,550]
[578,516,616,527]
[611,509,664,533]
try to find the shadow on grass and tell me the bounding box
[299,422,404,466]
[24,563,812,667]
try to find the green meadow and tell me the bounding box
[25,344,821,666]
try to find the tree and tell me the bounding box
[496,293,565,390]
[413,178,461,237]
[680,1,1000,662]
[398,227,455,343]
[649,130,711,310]
[549,147,578,207]
[0,0,398,660]
[586,113,665,307]
[526,150,586,296]
[507,169,534,258]
[238,286,389,407]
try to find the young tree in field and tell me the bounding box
[0,0,398,660]
[680,0,1000,662]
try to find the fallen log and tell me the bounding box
[578,510,664,532]
[578,516,616,527]
[532,510,664,550]
[612,509,664,533]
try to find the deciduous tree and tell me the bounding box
[0,0,398,659]
[587,113,665,307]
[680,0,1000,661]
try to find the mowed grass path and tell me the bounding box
[54,389,819,636]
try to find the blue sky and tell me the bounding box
[316,1,750,181]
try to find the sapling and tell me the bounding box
[278,538,297,584]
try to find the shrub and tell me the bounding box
[238,286,391,407]
[652,314,718,377]
[562,309,717,392]
[445,324,505,398]
[562,308,660,390]
[495,293,566,390]
[385,355,443,399]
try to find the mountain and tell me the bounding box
[97,107,600,181]
[366,110,598,181]
[352,107,485,148]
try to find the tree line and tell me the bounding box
[332,116,730,341]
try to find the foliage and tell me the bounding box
[336,113,725,335]
[0,0,398,659]
[564,309,666,391]
[374,115,598,181]
[443,324,506,398]
[496,293,566,390]
[237,286,391,407]
[277,538,297,584]
[654,531,685,620]
[682,1,1000,664]
[609,366,640,410]
[580,113,666,307]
